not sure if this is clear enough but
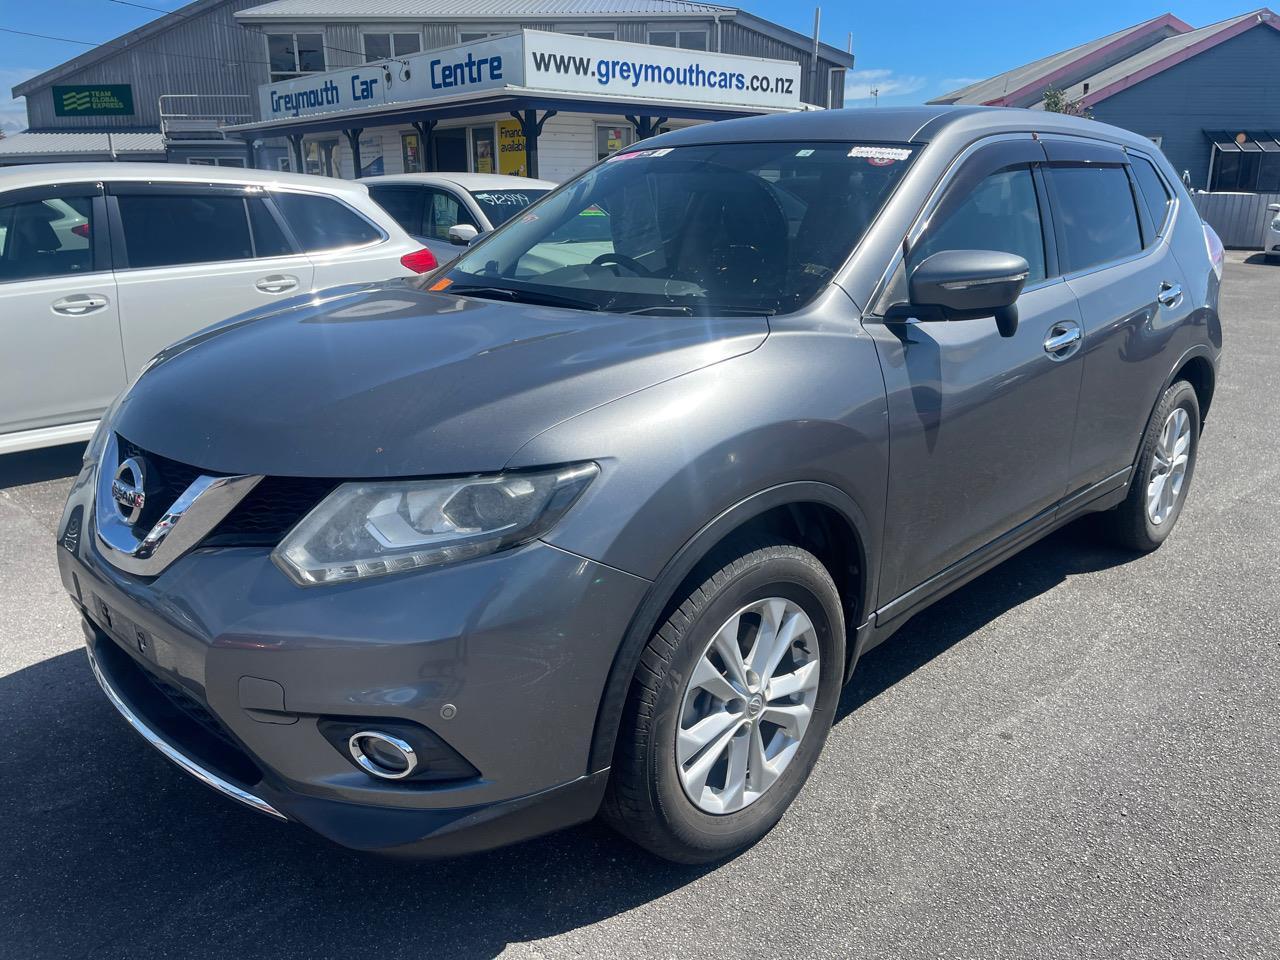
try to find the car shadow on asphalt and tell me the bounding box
[2,520,1138,959]
[836,519,1135,723]
[0,443,87,490]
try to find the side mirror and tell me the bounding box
[904,249,1030,337]
[1268,203,1280,213]
[448,223,480,246]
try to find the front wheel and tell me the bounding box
[1099,379,1201,551]
[603,536,844,863]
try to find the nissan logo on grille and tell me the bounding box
[110,457,147,525]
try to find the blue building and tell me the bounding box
[932,9,1280,194]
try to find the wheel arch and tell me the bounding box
[586,481,876,774]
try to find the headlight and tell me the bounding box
[272,463,598,585]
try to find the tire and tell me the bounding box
[1099,379,1200,552]
[603,535,845,863]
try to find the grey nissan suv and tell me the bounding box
[57,107,1223,863]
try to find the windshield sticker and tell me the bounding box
[579,204,608,217]
[606,147,674,162]
[795,148,815,157]
[429,277,453,292]
[474,192,531,206]
[848,146,913,164]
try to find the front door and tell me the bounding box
[0,184,126,436]
[867,141,1085,608]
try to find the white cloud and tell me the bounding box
[0,68,40,134]
[844,68,927,103]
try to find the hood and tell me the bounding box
[112,281,768,477]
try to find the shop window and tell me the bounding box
[562,30,617,40]
[268,33,325,83]
[363,32,421,62]
[459,31,500,43]
[648,30,708,50]
[597,124,634,161]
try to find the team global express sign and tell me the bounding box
[259,31,800,122]
[53,84,135,117]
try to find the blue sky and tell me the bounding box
[0,0,1247,132]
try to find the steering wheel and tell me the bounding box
[591,252,653,277]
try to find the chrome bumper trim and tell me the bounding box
[85,645,288,821]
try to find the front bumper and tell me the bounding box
[59,463,649,854]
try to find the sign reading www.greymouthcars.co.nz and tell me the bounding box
[257,31,801,123]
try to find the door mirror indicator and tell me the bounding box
[448,224,480,246]
[897,249,1029,337]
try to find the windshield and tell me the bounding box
[441,141,914,314]
[470,189,550,226]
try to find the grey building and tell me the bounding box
[5,0,852,175]
[931,9,1280,193]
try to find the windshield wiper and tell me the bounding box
[623,304,777,317]
[450,285,601,312]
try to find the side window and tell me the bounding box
[1046,165,1142,273]
[116,193,254,269]
[367,187,424,236]
[1129,155,1173,237]
[0,194,96,283]
[271,192,381,251]
[247,197,294,258]
[424,190,476,241]
[909,166,1047,284]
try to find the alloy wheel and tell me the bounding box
[676,597,821,814]
[1147,406,1191,525]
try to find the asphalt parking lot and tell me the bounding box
[1,251,1276,960]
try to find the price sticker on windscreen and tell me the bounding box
[848,146,913,166]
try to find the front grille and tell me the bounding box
[114,435,334,549]
[207,476,337,547]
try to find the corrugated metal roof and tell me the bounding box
[1049,11,1271,104]
[0,132,167,157]
[930,13,1186,106]
[236,0,735,19]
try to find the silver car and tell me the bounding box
[364,173,555,266]
[0,164,434,455]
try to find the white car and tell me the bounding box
[1267,202,1280,262]
[364,173,555,266]
[0,163,436,455]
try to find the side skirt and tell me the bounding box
[844,466,1131,680]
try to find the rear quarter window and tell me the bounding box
[1129,155,1174,236]
[272,192,382,252]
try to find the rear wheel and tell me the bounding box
[1099,379,1200,551]
[603,536,844,863]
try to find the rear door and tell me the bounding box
[107,182,315,375]
[867,137,1086,609]
[1040,140,1195,496]
[0,183,126,436]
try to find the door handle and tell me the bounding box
[1157,281,1183,308]
[1043,322,1082,357]
[51,294,109,316]
[255,274,299,294]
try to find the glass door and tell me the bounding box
[471,125,495,174]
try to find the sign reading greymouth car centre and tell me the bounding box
[259,30,802,123]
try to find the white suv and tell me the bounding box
[0,164,436,455]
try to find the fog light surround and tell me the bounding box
[348,730,419,780]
